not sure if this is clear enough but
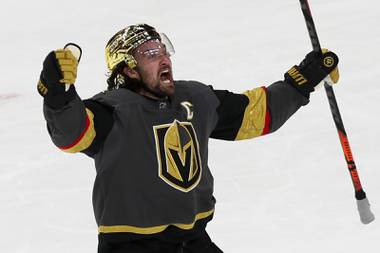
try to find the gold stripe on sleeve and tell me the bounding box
[235,87,267,140]
[60,108,96,153]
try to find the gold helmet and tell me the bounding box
[105,24,173,71]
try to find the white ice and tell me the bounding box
[0,0,379,252]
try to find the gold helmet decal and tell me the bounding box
[105,24,161,71]
[153,120,202,192]
[105,24,175,72]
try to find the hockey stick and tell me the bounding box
[298,0,375,224]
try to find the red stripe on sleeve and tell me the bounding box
[261,86,271,135]
[59,115,90,150]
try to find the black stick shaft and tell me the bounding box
[298,0,374,225]
[298,0,366,200]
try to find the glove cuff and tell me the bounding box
[44,85,77,109]
[284,65,314,98]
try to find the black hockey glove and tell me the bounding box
[284,49,339,98]
[37,49,78,109]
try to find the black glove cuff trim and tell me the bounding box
[44,85,77,109]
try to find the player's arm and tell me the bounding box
[210,49,339,140]
[38,49,114,157]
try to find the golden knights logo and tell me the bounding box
[153,120,202,192]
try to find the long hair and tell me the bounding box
[106,62,142,92]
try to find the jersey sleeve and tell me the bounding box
[81,99,114,157]
[209,89,250,140]
[43,91,114,157]
[210,80,309,141]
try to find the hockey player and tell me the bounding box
[37,24,339,253]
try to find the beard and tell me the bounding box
[123,76,170,99]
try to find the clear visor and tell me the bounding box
[160,33,175,56]
[133,33,175,62]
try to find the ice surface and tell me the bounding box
[0,0,379,252]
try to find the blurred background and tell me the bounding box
[0,0,379,252]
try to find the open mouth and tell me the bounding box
[159,69,172,84]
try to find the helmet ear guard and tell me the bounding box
[125,54,137,69]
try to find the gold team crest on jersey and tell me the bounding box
[153,120,202,192]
